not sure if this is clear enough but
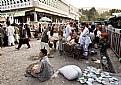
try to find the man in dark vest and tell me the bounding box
[40,26,50,56]
[16,23,31,50]
[0,24,4,48]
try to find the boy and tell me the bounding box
[31,49,53,81]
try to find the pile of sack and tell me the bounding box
[52,65,82,80]
[52,65,120,85]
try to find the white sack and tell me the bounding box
[59,65,82,80]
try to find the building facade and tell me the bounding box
[0,0,80,25]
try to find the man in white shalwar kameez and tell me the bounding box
[65,22,73,41]
[79,23,92,58]
[6,22,15,46]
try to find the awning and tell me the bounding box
[35,8,69,18]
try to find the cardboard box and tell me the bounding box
[90,60,101,68]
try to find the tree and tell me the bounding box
[79,7,111,21]
[109,9,121,15]
[98,11,110,21]
[80,15,88,21]
[79,8,88,21]
[88,7,98,21]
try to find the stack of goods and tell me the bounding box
[65,41,76,46]
[78,66,120,85]
[63,41,76,54]
[90,57,101,68]
[49,37,58,42]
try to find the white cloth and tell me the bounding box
[78,33,81,44]
[8,36,14,45]
[67,36,71,41]
[90,32,95,42]
[6,26,15,36]
[65,24,72,40]
[6,26,15,45]
[79,27,92,45]
[79,27,92,56]
[97,30,102,38]
[53,33,58,39]
[47,31,51,38]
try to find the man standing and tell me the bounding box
[16,23,31,50]
[37,24,42,40]
[79,22,92,59]
[40,26,50,56]
[6,21,15,46]
[65,22,73,41]
[25,24,31,41]
[0,24,4,47]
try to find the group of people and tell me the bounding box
[29,21,106,81]
[0,20,106,81]
[26,21,105,81]
[37,21,103,59]
[0,21,31,50]
[65,22,104,59]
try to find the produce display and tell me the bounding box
[65,41,76,45]
[49,37,58,42]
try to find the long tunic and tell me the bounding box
[65,24,72,40]
[79,27,92,56]
[6,26,15,45]
[79,27,92,45]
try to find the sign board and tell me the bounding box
[14,11,25,17]
[6,11,25,17]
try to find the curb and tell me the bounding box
[106,48,121,73]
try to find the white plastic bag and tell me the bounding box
[58,65,82,80]
[67,36,71,41]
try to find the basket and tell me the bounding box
[73,45,83,59]
[63,43,74,53]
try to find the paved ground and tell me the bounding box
[0,39,120,85]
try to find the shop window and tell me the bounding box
[16,0,19,3]
[44,0,46,4]
[2,1,4,6]
[41,0,44,3]
[48,0,50,5]
[6,0,9,5]
[13,0,16,4]
[20,0,23,3]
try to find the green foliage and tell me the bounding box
[79,7,112,21]
[80,15,88,21]
[98,11,110,20]
[109,9,121,15]
[88,7,99,21]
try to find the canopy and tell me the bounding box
[39,17,52,22]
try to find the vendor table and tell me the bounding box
[63,43,83,59]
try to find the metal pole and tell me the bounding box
[119,30,121,58]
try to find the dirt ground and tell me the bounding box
[0,39,120,85]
